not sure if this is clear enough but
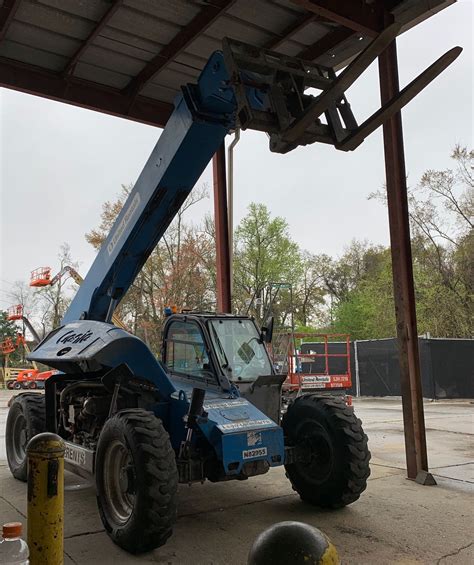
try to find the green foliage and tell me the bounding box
[331,247,396,339]
[0,311,17,343]
[334,145,473,339]
[79,146,472,341]
[0,312,23,366]
[233,203,302,323]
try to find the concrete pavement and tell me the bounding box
[0,392,472,564]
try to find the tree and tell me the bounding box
[332,248,396,339]
[292,252,327,328]
[6,280,38,339]
[0,311,23,367]
[86,183,215,351]
[233,203,302,324]
[33,243,78,332]
[367,145,473,337]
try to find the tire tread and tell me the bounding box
[96,409,178,554]
[283,395,370,508]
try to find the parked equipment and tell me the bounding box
[11,369,56,390]
[1,333,38,390]
[6,32,460,554]
[275,333,353,407]
[7,304,41,344]
[3,306,42,389]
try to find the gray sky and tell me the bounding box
[0,1,472,309]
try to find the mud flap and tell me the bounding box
[238,374,286,424]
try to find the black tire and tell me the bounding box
[282,395,370,508]
[95,409,178,554]
[6,380,15,390]
[13,382,22,390]
[28,381,38,389]
[6,393,46,481]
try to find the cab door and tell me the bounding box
[163,319,217,386]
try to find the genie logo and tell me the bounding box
[56,329,93,345]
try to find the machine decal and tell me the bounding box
[56,329,94,345]
[204,400,247,410]
[247,431,262,447]
[302,376,331,383]
[218,419,273,431]
[107,192,141,256]
[243,447,267,460]
[64,442,95,474]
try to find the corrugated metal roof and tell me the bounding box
[0,0,456,126]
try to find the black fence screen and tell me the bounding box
[355,338,473,399]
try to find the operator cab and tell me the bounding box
[162,313,284,423]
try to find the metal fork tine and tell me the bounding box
[337,46,463,152]
[281,21,402,144]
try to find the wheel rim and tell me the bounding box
[295,422,334,484]
[103,440,136,525]
[10,411,27,467]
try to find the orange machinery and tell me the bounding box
[30,266,127,329]
[7,368,57,390]
[275,332,353,405]
[30,266,82,287]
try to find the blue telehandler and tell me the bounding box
[5,29,460,553]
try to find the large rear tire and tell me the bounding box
[95,409,178,554]
[6,393,46,481]
[282,395,370,508]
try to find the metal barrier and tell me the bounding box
[27,432,65,565]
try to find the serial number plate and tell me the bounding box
[242,447,267,460]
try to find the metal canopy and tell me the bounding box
[0,0,454,127]
[0,0,460,485]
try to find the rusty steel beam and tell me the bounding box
[378,38,434,484]
[62,0,123,77]
[265,13,315,50]
[297,26,353,61]
[291,0,385,36]
[125,0,235,97]
[213,143,232,313]
[0,0,20,42]
[0,56,173,128]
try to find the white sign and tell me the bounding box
[302,376,331,383]
[243,447,267,460]
[218,419,273,431]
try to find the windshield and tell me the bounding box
[208,319,273,382]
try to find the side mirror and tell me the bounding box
[261,316,274,344]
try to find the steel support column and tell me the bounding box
[213,143,232,313]
[378,39,434,484]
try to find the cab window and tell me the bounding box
[165,321,214,382]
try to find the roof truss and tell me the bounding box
[124,0,236,97]
[62,0,123,77]
[291,0,386,36]
[0,0,20,42]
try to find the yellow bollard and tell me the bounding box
[248,521,341,565]
[27,432,65,565]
